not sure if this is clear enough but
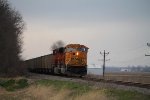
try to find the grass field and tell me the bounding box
[0,78,150,100]
[105,72,150,84]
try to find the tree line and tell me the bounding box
[0,0,25,76]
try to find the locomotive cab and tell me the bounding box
[65,44,88,75]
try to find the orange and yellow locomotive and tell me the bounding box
[26,44,88,76]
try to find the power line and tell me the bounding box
[100,50,109,78]
[112,44,146,57]
[111,54,145,64]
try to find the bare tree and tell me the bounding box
[0,0,25,76]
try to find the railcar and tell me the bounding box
[26,44,89,76]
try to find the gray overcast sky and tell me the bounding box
[9,0,150,67]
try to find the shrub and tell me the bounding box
[0,79,28,91]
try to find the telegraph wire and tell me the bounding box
[112,44,146,56]
[111,54,145,64]
[91,43,149,68]
[110,43,149,64]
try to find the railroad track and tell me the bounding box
[83,74,150,89]
[55,75,150,89]
[60,74,150,89]
[29,72,150,89]
[83,77,150,89]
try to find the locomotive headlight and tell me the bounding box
[76,52,79,56]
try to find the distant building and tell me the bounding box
[120,68,131,72]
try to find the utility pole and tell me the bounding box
[145,43,150,56]
[100,50,109,78]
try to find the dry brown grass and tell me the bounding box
[0,87,7,94]
[25,85,108,100]
[0,85,109,100]
[74,90,108,100]
[26,85,71,100]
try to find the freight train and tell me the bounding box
[25,44,89,76]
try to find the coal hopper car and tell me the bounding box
[25,44,89,76]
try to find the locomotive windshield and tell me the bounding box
[77,48,88,52]
[66,47,88,52]
[66,48,76,52]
